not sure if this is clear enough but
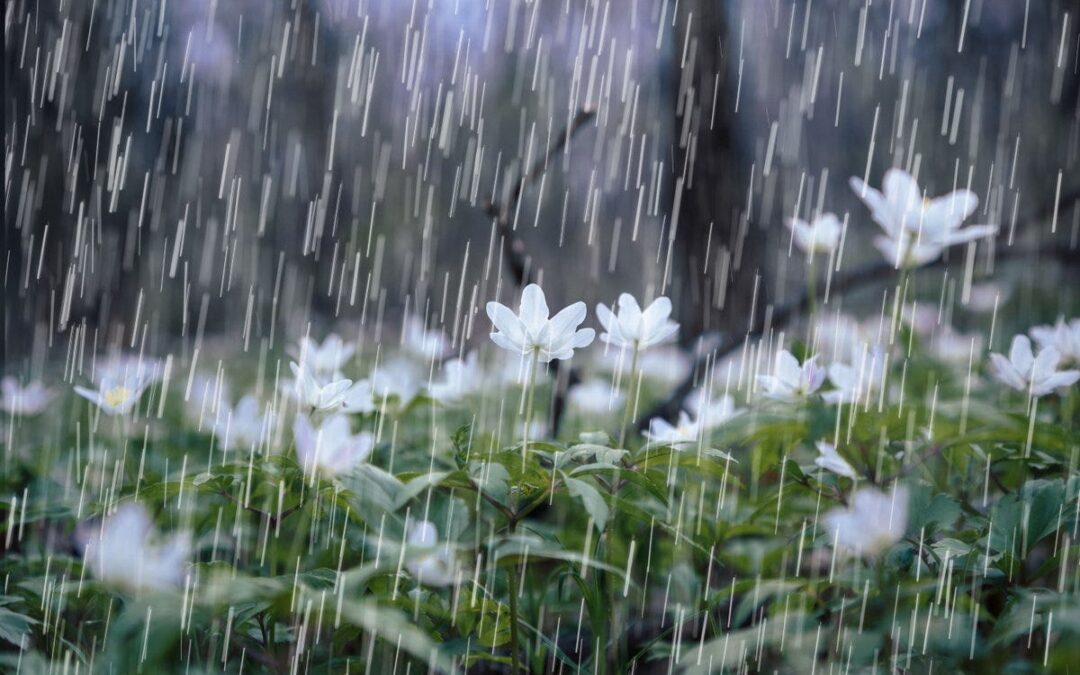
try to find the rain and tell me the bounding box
[3,0,1080,672]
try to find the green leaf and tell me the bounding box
[0,607,36,647]
[563,476,609,532]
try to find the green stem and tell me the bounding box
[807,255,818,322]
[521,351,540,469]
[507,520,523,674]
[618,344,641,449]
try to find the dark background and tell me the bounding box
[5,0,1080,377]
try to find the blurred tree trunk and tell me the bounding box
[670,3,764,342]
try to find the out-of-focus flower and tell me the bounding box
[1030,318,1080,366]
[293,413,374,476]
[93,355,166,386]
[684,389,741,429]
[285,362,352,410]
[80,503,190,592]
[74,375,152,415]
[568,379,625,415]
[850,169,996,268]
[814,441,857,478]
[967,282,1004,313]
[486,284,595,363]
[220,395,267,450]
[644,411,701,447]
[823,347,886,405]
[929,328,983,365]
[757,350,825,402]
[811,313,884,365]
[428,353,483,403]
[402,316,451,361]
[788,213,843,255]
[296,334,355,376]
[823,485,908,557]
[637,347,693,386]
[596,294,678,351]
[900,303,939,337]
[0,377,56,415]
[988,335,1080,397]
[404,520,457,587]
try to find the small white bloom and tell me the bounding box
[787,213,843,255]
[285,362,352,410]
[486,284,595,363]
[402,316,451,361]
[568,379,625,415]
[637,347,693,386]
[74,374,152,416]
[220,395,267,451]
[823,347,886,405]
[1030,317,1080,366]
[988,335,1080,397]
[94,355,166,386]
[404,520,458,587]
[80,503,191,592]
[929,328,983,365]
[756,350,825,402]
[0,377,56,415]
[295,334,355,375]
[823,485,908,557]
[596,293,679,351]
[850,169,996,268]
[293,413,374,476]
[814,441,857,478]
[644,411,701,447]
[684,389,741,430]
[428,352,484,403]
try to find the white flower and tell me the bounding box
[428,352,483,403]
[486,284,595,363]
[929,328,983,365]
[988,335,1080,397]
[80,503,190,592]
[823,485,908,557]
[94,355,166,386]
[0,377,56,415]
[850,169,996,268]
[637,347,693,386]
[74,374,152,415]
[814,441,857,478]
[644,411,701,447]
[596,293,679,351]
[756,350,825,402]
[823,347,886,405]
[404,520,458,587]
[402,317,451,361]
[811,313,883,365]
[684,389,741,430]
[788,213,843,255]
[1031,318,1080,366]
[220,395,268,451]
[285,362,352,410]
[295,334,355,376]
[343,359,424,412]
[568,379,625,415]
[293,413,374,476]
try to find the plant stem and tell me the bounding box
[507,520,523,674]
[522,351,539,468]
[618,344,641,449]
[807,254,818,322]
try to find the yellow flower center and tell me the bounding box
[103,386,132,408]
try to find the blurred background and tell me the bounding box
[5,0,1080,375]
